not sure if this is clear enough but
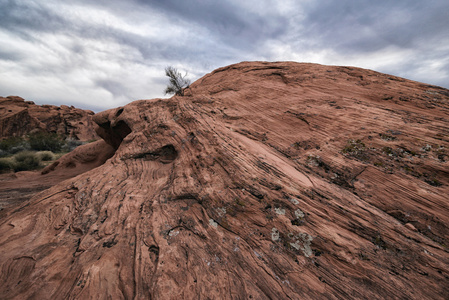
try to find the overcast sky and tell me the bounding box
[1,0,448,112]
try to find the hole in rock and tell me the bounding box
[115,107,124,117]
[113,121,132,141]
[97,120,132,149]
[132,144,178,164]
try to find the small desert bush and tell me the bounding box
[38,151,55,161]
[0,136,29,155]
[13,151,41,171]
[28,132,64,152]
[164,66,190,96]
[0,157,13,173]
[0,133,86,173]
[1,133,85,156]
[0,136,23,151]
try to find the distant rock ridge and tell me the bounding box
[0,96,98,141]
[0,62,448,299]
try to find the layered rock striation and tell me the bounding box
[0,62,448,299]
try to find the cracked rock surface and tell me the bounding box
[1,61,448,299]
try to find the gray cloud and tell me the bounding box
[0,0,65,33]
[0,0,448,112]
[137,0,288,45]
[302,0,449,52]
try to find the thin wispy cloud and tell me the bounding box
[1,0,448,111]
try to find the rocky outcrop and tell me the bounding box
[40,140,115,175]
[0,62,448,299]
[0,96,98,141]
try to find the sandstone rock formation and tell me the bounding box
[0,96,98,141]
[0,62,448,299]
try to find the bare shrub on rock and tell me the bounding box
[164,66,190,96]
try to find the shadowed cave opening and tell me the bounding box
[96,118,178,164]
[97,120,132,149]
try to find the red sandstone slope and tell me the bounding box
[0,96,98,140]
[0,62,448,299]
